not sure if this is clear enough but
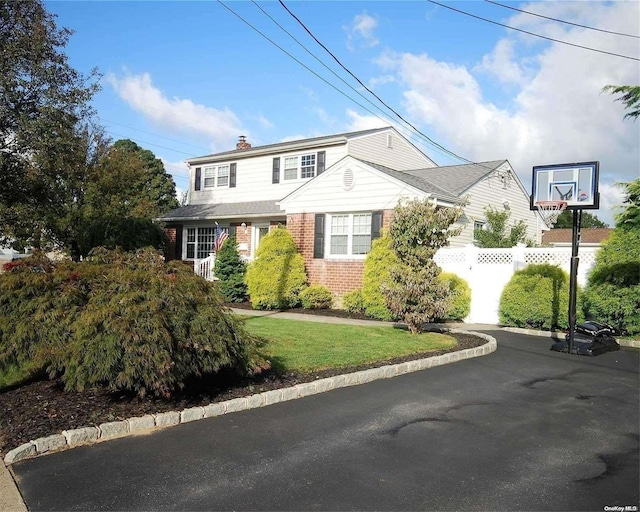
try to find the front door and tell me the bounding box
[252,224,270,258]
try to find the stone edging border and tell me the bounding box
[3,330,497,466]
[501,326,640,349]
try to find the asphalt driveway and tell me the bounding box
[11,330,639,511]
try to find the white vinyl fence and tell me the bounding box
[434,244,599,324]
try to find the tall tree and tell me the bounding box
[614,178,640,231]
[474,207,531,248]
[602,85,640,121]
[0,0,100,252]
[554,210,607,229]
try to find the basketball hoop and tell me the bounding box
[535,200,567,227]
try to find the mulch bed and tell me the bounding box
[0,306,484,458]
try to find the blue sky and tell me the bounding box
[46,0,639,226]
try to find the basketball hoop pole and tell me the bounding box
[567,209,583,354]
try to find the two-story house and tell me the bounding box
[159,127,543,297]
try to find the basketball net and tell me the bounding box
[535,200,567,227]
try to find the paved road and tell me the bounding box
[12,330,639,511]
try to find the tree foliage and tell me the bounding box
[362,234,398,321]
[213,235,248,303]
[554,210,607,229]
[0,0,100,253]
[245,227,307,309]
[614,178,640,231]
[0,249,265,397]
[474,207,530,248]
[602,85,640,121]
[384,199,464,333]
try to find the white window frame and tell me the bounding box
[203,165,230,188]
[326,212,372,259]
[282,152,316,181]
[473,220,485,241]
[185,225,230,259]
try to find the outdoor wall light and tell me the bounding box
[241,222,247,233]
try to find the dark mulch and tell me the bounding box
[0,307,484,458]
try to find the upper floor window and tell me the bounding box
[204,165,229,188]
[283,153,316,180]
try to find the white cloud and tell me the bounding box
[108,72,245,152]
[345,109,389,131]
[345,13,379,51]
[373,2,639,227]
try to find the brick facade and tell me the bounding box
[164,226,179,261]
[287,211,391,297]
[231,222,252,259]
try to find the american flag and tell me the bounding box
[214,226,229,253]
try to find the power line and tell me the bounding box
[216,1,458,164]
[485,0,640,39]
[277,0,490,168]
[427,0,639,62]
[104,130,195,156]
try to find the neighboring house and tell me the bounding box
[541,228,613,247]
[159,127,542,297]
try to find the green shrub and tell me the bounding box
[499,263,581,330]
[437,272,471,321]
[214,234,248,303]
[300,285,333,309]
[245,227,307,309]
[0,248,264,397]
[362,235,397,321]
[583,228,640,334]
[342,289,365,313]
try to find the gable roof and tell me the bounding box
[158,200,282,222]
[186,127,430,165]
[542,228,613,246]
[403,160,507,196]
[356,159,460,204]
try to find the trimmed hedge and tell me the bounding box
[343,289,365,314]
[245,227,307,309]
[438,272,471,321]
[499,263,581,330]
[362,234,397,321]
[0,248,264,397]
[583,228,640,334]
[300,285,333,309]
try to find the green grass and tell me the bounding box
[240,316,457,373]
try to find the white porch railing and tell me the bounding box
[195,253,218,281]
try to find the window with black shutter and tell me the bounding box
[194,167,202,191]
[272,157,280,184]
[371,211,383,241]
[314,214,325,258]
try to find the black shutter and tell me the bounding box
[194,167,201,191]
[314,214,325,259]
[230,163,237,188]
[317,151,326,175]
[371,211,383,241]
[272,157,280,184]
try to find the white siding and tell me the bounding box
[281,158,427,214]
[189,145,347,205]
[449,164,541,247]
[347,130,436,171]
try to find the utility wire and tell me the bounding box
[104,130,195,156]
[277,0,494,169]
[428,0,639,62]
[485,0,639,39]
[217,0,462,164]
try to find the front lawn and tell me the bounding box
[241,316,457,372]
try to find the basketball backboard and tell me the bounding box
[530,161,599,210]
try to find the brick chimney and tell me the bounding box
[236,135,251,150]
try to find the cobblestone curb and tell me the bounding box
[3,331,497,466]
[502,326,640,349]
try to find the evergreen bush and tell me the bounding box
[245,227,307,309]
[213,234,248,303]
[342,289,365,314]
[583,227,640,334]
[362,234,397,321]
[499,263,581,330]
[0,248,264,397]
[300,285,333,309]
[437,272,471,321]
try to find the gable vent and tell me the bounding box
[343,168,355,191]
